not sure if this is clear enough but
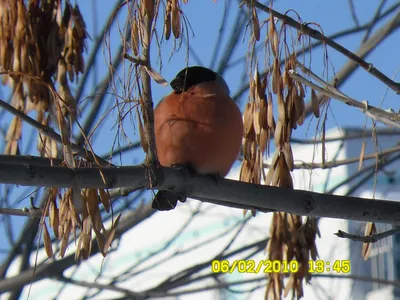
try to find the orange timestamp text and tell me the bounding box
[211,259,351,274]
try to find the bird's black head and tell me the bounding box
[170,66,219,94]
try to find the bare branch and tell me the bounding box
[248,0,400,94]
[0,98,111,166]
[289,69,400,128]
[263,144,400,169]
[334,228,400,243]
[0,204,154,293]
[0,208,42,218]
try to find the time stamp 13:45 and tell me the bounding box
[211,259,351,274]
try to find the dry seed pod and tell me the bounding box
[250,69,256,100]
[253,107,261,136]
[283,142,294,171]
[272,58,281,95]
[43,222,53,257]
[143,0,154,22]
[144,65,169,86]
[269,16,279,57]
[258,99,268,129]
[362,222,376,260]
[311,89,319,118]
[274,120,283,147]
[267,94,274,129]
[171,0,181,38]
[252,6,260,41]
[259,127,269,153]
[277,92,286,125]
[131,20,139,56]
[358,140,366,171]
[242,135,252,160]
[243,101,254,136]
[164,5,172,40]
[265,151,279,185]
[49,200,60,238]
[278,156,293,189]
[104,214,122,252]
[99,189,111,213]
[239,159,251,182]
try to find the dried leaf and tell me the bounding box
[164,9,171,40]
[43,222,53,257]
[274,120,283,147]
[104,214,122,253]
[283,143,294,171]
[362,222,376,260]
[267,94,274,129]
[358,140,366,171]
[171,0,181,38]
[99,189,111,213]
[311,89,319,118]
[144,65,168,86]
[252,7,260,41]
[243,101,254,136]
[143,0,154,22]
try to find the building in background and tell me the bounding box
[4,127,400,300]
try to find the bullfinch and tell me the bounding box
[152,66,243,210]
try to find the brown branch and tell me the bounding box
[290,69,400,128]
[263,144,400,169]
[292,128,400,144]
[334,228,400,243]
[138,7,158,167]
[302,7,400,117]
[249,0,400,93]
[56,275,144,299]
[0,208,42,218]
[0,98,111,167]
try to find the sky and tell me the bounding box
[1,0,400,298]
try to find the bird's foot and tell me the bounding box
[152,191,187,211]
[170,163,197,177]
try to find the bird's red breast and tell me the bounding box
[153,66,243,210]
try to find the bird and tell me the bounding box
[152,66,243,211]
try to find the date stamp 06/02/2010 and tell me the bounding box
[211,259,351,274]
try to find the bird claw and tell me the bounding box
[171,163,197,176]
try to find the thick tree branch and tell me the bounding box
[1,161,400,224]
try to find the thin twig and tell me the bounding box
[139,7,158,167]
[334,228,400,243]
[304,8,400,118]
[0,98,111,166]
[247,0,400,94]
[289,70,400,128]
[263,144,400,169]
[0,208,42,218]
[361,0,388,43]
